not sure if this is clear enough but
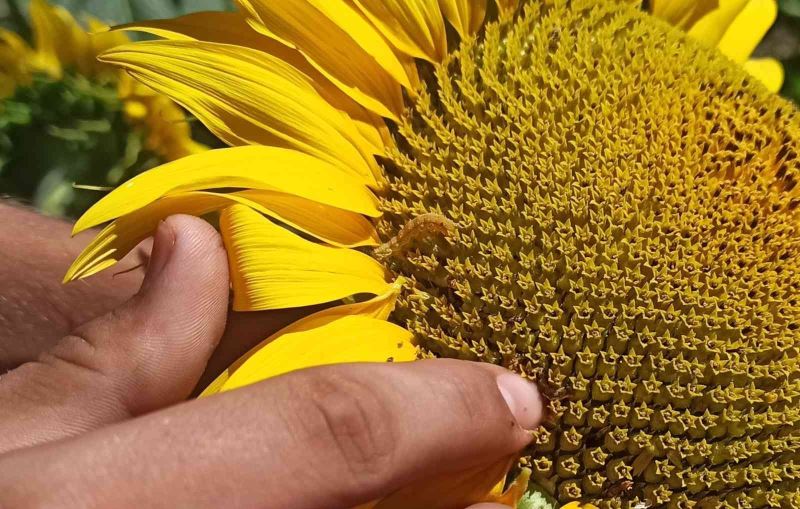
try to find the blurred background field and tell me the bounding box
[760,0,800,102]
[0,0,234,31]
[0,0,798,218]
[0,0,233,217]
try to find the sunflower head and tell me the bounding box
[68,0,800,507]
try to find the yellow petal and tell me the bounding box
[0,28,33,64]
[687,0,749,48]
[237,0,409,119]
[743,57,785,93]
[111,11,320,82]
[0,73,16,99]
[717,0,777,62]
[0,29,33,88]
[221,316,415,392]
[112,11,389,156]
[353,0,448,62]
[650,0,719,29]
[66,189,378,282]
[438,0,487,39]
[66,193,226,282]
[486,468,530,506]
[201,281,406,397]
[29,0,90,77]
[87,17,130,62]
[495,0,520,18]
[100,40,381,184]
[113,11,263,44]
[372,456,516,509]
[232,190,380,248]
[73,146,380,234]
[221,204,389,311]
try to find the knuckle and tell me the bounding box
[2,335,109,411]
[296,371,397,488]
[39,334,107,380]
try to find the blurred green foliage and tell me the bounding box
[1,0,235,29]
[774,0,800,103]
[0,0,231,217]
[0,72,156,217]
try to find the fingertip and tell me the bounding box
[121,214,230,409]
[142,214,228,302]
[162,214,227,279]
[496,372,544,430]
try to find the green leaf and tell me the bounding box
[9,0,233,23]
[128,0,178,20]
[518,491,558,509]
[178,0,233,13]
[780,0,800,18]
[81,0,133,24]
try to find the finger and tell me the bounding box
[0,360,543,509]
[466,505,512,509]
[0,202,147,372]
[0,215,229,454]
[0,203,315,387]
[194,305,324,396]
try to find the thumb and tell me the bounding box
[0,215,229,454]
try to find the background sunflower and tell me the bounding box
[0,0,232,217]
[760,0,800,99]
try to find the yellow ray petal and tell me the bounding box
[743,57,785,93]
[66,189,379,282]
[221,205,389,311]
[113,11,265,45]
[687,0,749,48]
[495,0,520,18]
[0,29,33,90]
[116,12,391,157]
[237,0,409,119]
[0,73,15,98]
[0,27,31,53]
[87,17,129,59]
[717,0,778,62]
[100,40,381,184]
[486,468,530,506]
[73,146,380,234]
[357,455,527,509]
[438,0,487,39]
[650,0,719,29]
[65,193,226,282]
[236,191,380,248]
[29,0,91,77]
[372,456,516,509]
[202,281,406,397]
[353,0,447,62]
[220,316,415,393]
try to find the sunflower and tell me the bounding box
[0,0,203,170]
[649,0,784,93]
[67,0,800,507]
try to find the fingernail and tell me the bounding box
[497,373,543,430]
[144,220,176,285]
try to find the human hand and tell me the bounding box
[0,215,543,509]
[0,201,314,388]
